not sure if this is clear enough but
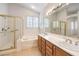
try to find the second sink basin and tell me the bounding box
[58,42,79,52]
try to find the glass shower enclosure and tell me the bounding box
[0,15,23,51]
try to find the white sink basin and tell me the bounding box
[69,45,79,51]
[58,42,79,52]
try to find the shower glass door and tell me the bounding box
[0,16,15,51]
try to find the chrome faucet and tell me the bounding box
[2,28,5,31]
[65,39,72,44]
[75,41,79,45]
[43,32,47,35]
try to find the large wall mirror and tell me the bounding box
[47,3,79,39]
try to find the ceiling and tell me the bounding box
[20,3,48,13]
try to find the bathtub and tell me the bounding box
[16,36,38,51]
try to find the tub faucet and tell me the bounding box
[75,41,79,45]
[65,39,72,44]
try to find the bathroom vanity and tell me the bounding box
[38,33,79,56]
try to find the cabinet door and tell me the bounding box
[46,41,53,49]
[42,47,46,56]
[55,46,71,56]
[41,38,46,50]
[46,45,52,56]
[38,36,42,52]
[41,38,46,56]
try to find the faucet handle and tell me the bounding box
[65,39,72,44]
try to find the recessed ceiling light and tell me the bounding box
[31,5,35,9]
[66,3,69,5]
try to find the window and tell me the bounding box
[26,17,49,28]
[70,21,78,31]
[26,16,39,28]
[39,19,43,28]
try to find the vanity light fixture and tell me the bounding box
[46,6,55,16]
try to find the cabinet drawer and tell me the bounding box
[46,41,53,49]
[38,36,42,39]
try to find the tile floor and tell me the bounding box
[2,47,41,56]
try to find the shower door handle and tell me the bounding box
[2,28,5,31]
[10,29,18,32]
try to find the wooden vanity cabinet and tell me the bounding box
[38,36,72,56]
[55,46,71,56]
[38,36,42,52]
